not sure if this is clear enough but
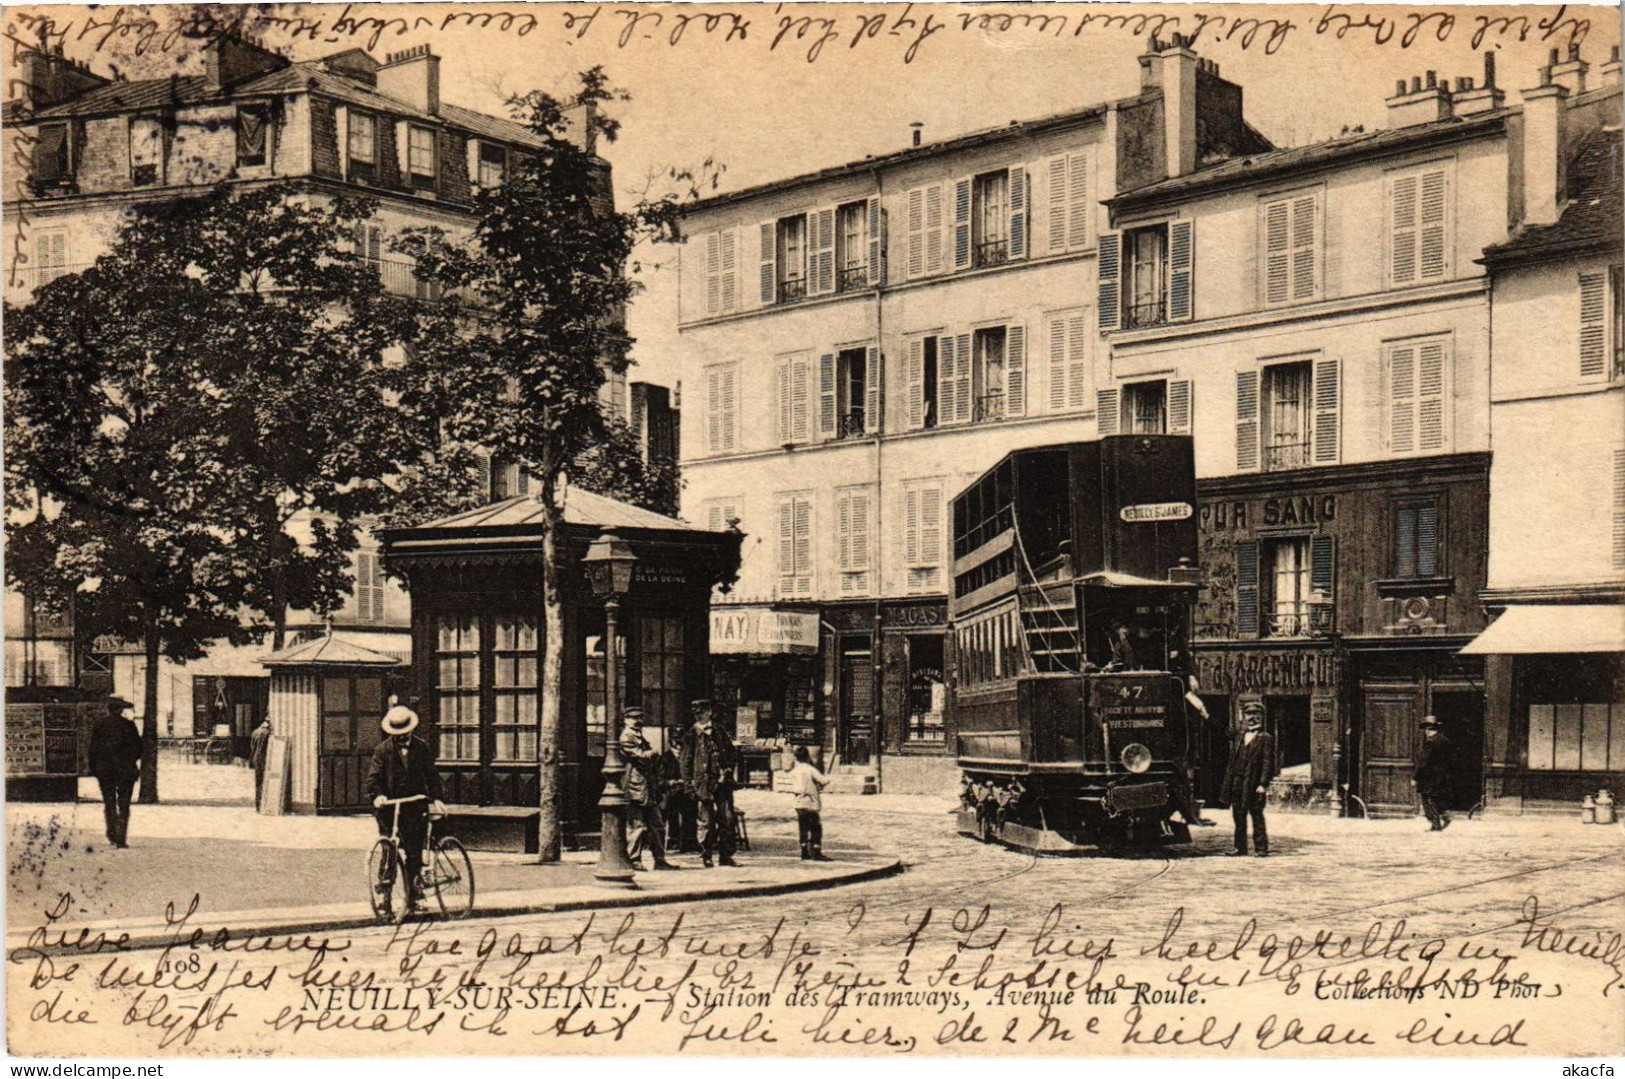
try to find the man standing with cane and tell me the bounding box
[679,699,739,868]
[1222,701,1276,857]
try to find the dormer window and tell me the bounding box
[477,141,507,188]
[407,125,436,190]
[33,123,71,187]
[347,111,377,182]
[236,106,269,167]
[130,116,163,186]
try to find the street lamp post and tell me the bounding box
[583,531,639,889]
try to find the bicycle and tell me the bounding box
[367,795,476,923]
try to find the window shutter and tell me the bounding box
[719,367,736,452]
[939,334,959,425]
[1067,154,1090,249]
[1390,174,1418,285]
[1066,312,1089,410]
[1290,194,1318,301]
[953,333,973,423]
[793,498,812,594]
[705,232,721,316]
[907,338,925,430]
[1396,505,1418,578]
[707,505,724,532]
[1098,232,1121,331]
[1168,219,1194,321]
[776,359,792,444]
[1167,378,1193,435]
[1313,356,1341,464]
[336,106,351,180]
[867,197,886,286]
[852,491,870,575]
[952,177,972,271]
[792,357,811,443]
[814,207,836,295]
[1613,449,1625,569]
[1046,156,1068,254]
[903,487,921,565]
[921,485,943,573]
[1580,272,1608,379]
[1387,342,1417,453]
[1418,168,1448,280]
[477,452,493,502]
[925,184,946,275]
[1096,388,1120,436]
[1005,325,1026,417]
[1007,165,1028,260]
[1236,369,1260,471]
[818,352,837,439]
[1047,314,1067,412]
[1417,339,1447,452]
[706,368,722,452]
[719,228,737,313]
[1236,540,1260,638]
[1263,198,1290,305]
[837,493,853,576]
[907,188,925,279]
[865,346,882,434]
[1416,504,1438,576]
[778,499,796,594]
[759,221,776,304]
[1310,535,1335,601]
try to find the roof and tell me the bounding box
[1458,603,1625,655]
[260,635,405,667]
[1111,111,1508,209]
[30,55,545,150]
[412,486,704,533]
[1482,127,1622,265]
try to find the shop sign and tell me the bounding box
[1121,502,1193,523]
[1195,650,1339,691]
[710,607,819,655]
[1201,495,1337,532]
[884,604,945,628]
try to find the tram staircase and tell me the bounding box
[1018,581,1081,673]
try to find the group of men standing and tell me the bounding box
[620,698,742,869]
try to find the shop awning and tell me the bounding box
[1458,604,1625,655]
[710,606,819,655]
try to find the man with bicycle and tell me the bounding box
[368,697,446,909]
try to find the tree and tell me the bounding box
[4,185,408,800]
[396,69,664,860]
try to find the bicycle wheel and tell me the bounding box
[367,839,410,924]
[432,837,476,920]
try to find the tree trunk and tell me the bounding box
[137,621,161,804]
[535,478,564,863]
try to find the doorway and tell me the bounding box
[1268,696,1312,785]
[1429,690,1485,812]
[838,636,874,767]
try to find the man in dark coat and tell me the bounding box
[248,718,273,807]
[367,697,445,906]
[1221,702,1276,857]
[1414,715,1453,831]
[679,699,739,867]
[621,708,674,870]
[88,697,144,848]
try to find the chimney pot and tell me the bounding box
[1426,70,1437,88]
[1484,52,1496,88]
[1412,75,1423,93]
[1457,76,1472,91]
[1568,43,1580,61]
[1549,48,1560,65]
[1396,79,1407,95]
[910,121,923,147]
[1612,45,1620,62]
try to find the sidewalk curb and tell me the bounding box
[7,857,904,956]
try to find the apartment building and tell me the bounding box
[1467,49,1624,811]
[676,37,1269,791]
[1,36,615,741]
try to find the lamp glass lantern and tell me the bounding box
[583,533,637,598]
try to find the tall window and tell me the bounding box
[1394,500,1441,578]
[1260,189,1321,306]
[777,494,813,598]
[1388,163,1451,286]
[491,459,530,500]
[1045,308,1091,414]
[477,141,507,188]
[1385,336,1451,455]
[906,635,947,744]
[353,551,386,623]
[836,486,874,594]
[235,107,269,168]
[130,116,163,185]
[1046,151,1092,254]
[1612,449,1624,571]
[347,111,377,171]
[33,123,70,185]
[906,335,941,430]
[32,229,69,288]
[906,184,946,279]
[836,347,868,437]
[836,202,868,292]
[903,480,945,594]
[1263,538,1311,638]
[704,498,742,533]
[637,616,685,730]
[1124,225,1167,329]
[704,363,737,454]
[491,616,538,762]
[702,229,738,316]
[776,214,808,301]
[354,223,384,277]
[1123,380,1167,435]
[1579,266,1624,382]
[407,125,436,187]
[1263,361,1313,470]
[972,170,1010,267]
[972,327,1007,421]
[435,614,480,762]
[776,352,812,445]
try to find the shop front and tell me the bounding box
[382,491,740,842]
[708,604,821,785]
[1194,454,1491,816]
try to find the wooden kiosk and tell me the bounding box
[382,488,741,849]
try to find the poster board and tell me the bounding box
[256,735,291,816]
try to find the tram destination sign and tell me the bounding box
[1120,501,1193,523]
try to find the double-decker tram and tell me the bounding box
[951,436,1203,853]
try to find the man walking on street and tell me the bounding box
[1222,701,1276,857]
[89,697,143,849]
[1414,715,1453,831]
[621,708,675,870]
[249,718,273,808]
[679,699,739,867]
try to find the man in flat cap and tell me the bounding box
[89,697,144,848]
[1221,702,1276,857]
[621,708,675,870]
[1414,715,1453,831]
[679,699,739,867]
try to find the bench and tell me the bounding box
[437,805,541,854]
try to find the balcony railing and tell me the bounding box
[1264,440,1311,471]
[375,258,444,300]
[837,263,868,292]
[1123,298,1168,330]
[1262,608,1314,638]
[838,412,869,439]
[973,392,1006,423]
[974,240,1008,268]
[777,276,807,303]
